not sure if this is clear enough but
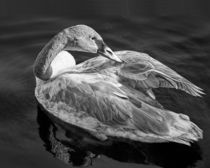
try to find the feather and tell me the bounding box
[115,50,204,97]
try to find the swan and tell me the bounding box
[34,25,203,145]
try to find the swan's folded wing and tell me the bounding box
[116,50,204,97]
[37,75,168,135]
[39,76,131,126]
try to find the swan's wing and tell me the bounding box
[37,74,169,135]
[115,50,204,97]
[36,74,202,144]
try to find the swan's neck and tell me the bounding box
[33,32,68,80]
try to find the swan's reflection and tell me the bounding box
[37,105,202,167]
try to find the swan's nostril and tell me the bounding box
[106,49,113,55]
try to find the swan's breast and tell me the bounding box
[51,51,76,78]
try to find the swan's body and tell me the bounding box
[34,25,203,145]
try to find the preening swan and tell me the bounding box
[34,25,203,145]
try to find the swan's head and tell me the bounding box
[34,25,122,81]
[63,25,122,62]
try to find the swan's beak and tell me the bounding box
[97,45,122,63]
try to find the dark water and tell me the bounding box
[0,0,210,168]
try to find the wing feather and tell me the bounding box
[115,50,204,97]
[53,76,132,125]
[37,74,169,135]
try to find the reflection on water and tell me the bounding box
[0,9,210,168]
[37,106,201,168]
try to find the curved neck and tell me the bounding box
[33,32,68,80]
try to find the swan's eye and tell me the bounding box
[91,36,96,40]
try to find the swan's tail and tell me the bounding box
[165,111,203,145]
[130,102,203,145]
